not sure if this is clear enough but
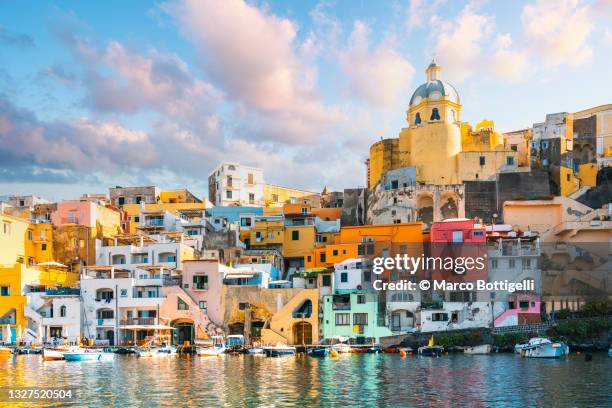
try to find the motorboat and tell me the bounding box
[246,347,264,355]
[135,347,155,358]
[518,338,569,358]
[366,346,382,354]
[42,348,65,361]
[155,345,178,355]
[464,344,492,355]
[225,335,246,354]
[263,344,296,357]
[308,347,329,357]
[62,349,115,361]
[196,344,226,357]
[418,336,443,357]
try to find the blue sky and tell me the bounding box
[1,0,611,201]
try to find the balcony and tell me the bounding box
[46,288,80,296]
[120,317,156,326]
[332,303,351,311]
[96,318,115,327]
[0,317,16,324]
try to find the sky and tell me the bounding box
[0,0,611,201]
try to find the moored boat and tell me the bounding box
[518,338,569,358]
[464,344,492,355]
[62,349,115,361]
[135,347,155,358]
[366,346,382,354]
[308,347,329,357]
[418,336,443,357]
[247,347,264,355]
[263,344,296,357]
[156,345,178,355]
[196,344,226,357]
[42,348,65,361]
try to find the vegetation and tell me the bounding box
[547,318,612,342]
[493,332,530,349]
[434,330,484,347]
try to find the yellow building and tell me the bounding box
[368,62,517,187]
[263,184,319,208]
[1,213,53,266]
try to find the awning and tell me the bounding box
[224,274,255,279]
[120,325,176,330]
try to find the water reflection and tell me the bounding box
[0,353,610,407]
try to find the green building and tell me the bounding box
[321,292,392,343]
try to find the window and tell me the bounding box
[60,305,66,317]
[97,309,114,319]
[335,313,350,326]
[301,207,308,215]
[510,145,518,151]
[340,272,348,283]
[353,313,368,325]
[507,156,514,166]
[431,313,448,321]
[320,253,326,263]
[241,218,252,227]
[120,289,128,297]
[199,301,207,310]
[479,156,486,166]
[491,259,498,269]
[414,112,421,125]
[430,108,440,121]
[509,259,516,268]
[134,216,140,223]
[566,173,571,182]
[332,249,338,256]
[226,191,233,199]
[136,196,142,204]
[473,231,484,237]
[363,271,371,282]
[0,286,9,296]
[542,141,549,149]
[3,222,10,234]
[522,259,531,268]
[452,230,463,243]
[27,230,33,240]
[247,173,254,184]
[307,256,312,262]
[357,294,366,304]
[227,175,232,187]
[178,297,189,310]
[322,275,331,287]
[19,200,25,206]
[519,301,530,309]
[249,193,255,204]
[193,275,209,290]
[118,196,125,205]
[41,244,47,251]
[292,230,299,240]
[272,194,279,202]
[391,180,399,189]
[28,257,35,266]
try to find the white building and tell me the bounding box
[333,258,373,292]
[80,266,175,346]
[208,162,265,206]
[25,288,82,344]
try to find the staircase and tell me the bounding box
[161,286,224,339]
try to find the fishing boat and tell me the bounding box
[464,344,492,355]
[42,348,65,361]
[518,338,569,358]
[0,347,13,359]
[62,349,115,361]
[247,347,264,355]
[263,343,296,357]
[418,336,443,357]
[308,347,329,357]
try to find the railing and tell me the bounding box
[46,288,80,296]
[121,318,155,326]
[132,289,162,298]
[0,317,16,324]
[332,303,351,311]
[193,283,208,290]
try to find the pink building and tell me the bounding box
[179,260,227,327]
[52,200,121,230]
[494,292,541,327]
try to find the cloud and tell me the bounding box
[405,0,446,32]
[430,5,494,82]
[162,0,340,145]
[0,26,34,48]
[339,21,415,106]
[521,0,594,66]
[489,34,529,81]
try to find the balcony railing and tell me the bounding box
[121,318,155,326]
[46,288,80,296]
[0,317,16,324]
[332,303,351,311]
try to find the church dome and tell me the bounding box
[409,62,460,106]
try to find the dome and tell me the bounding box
[409,62,460,106]
[409,80,460,105]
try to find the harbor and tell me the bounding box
[1,350,611,407]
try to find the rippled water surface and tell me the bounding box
[1,353,611,407]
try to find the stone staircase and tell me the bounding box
[161,286,224,339]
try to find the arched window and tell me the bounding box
[414,112,421,125]
[60,305,66,317]
[430,108,440,121]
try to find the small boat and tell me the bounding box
[247,347,264,355]
[42,348,65,361]
[156,345,178,355]
[263,344,296,357]
[308,347,329,357]
[366,346,382,354]
[17,347,41,355]
[135,347,155,358]
[225,335,246,354]
[518,338,569,358]
[197,344,226,357]
[383,346,399,353]
[62,349,115,361]
[418,336,443,357]
[0,347,13,359]
[464,344,492,355]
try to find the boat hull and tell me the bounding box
[418,346,443,357]
[43,349,65,361]
[464,344,492,355]
[521,343,569,358]
[308,348,329,357]
[63,352,115,361]
[197,347,225,357]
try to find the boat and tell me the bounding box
[135,347,155,358]
[518,338,569,358]
[0,347,13,359]
[155,345,178,355]
[62,349,115,361]
[196,344,226,357]
[418,336,443,357]
[308,347,329,357]
[16,347,41,355]
[247,347,264,355]
[225,335,246,354]
[366,346,382,354]
[42,348,65,361]
[464,344,492,355]
[514,342,529,354]
[263,343,297,357]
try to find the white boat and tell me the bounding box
[155,345,178,355]
[196,344,226,357]
[247,347,264,355]
[464,344,492,355]
[518,338,569,358]
[62,349,115,361]
[331,343,352,354]
[262,344,297,357]
[42,348,65,361]
[135,347,155,358]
